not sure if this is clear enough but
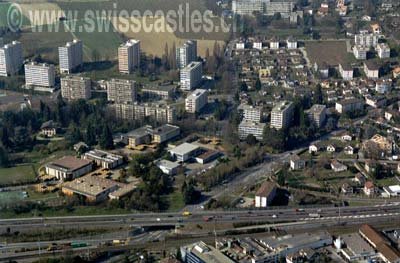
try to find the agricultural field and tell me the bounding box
[305,40,355,66]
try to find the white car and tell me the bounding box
[272,214,277,218]
[156,218,161,222]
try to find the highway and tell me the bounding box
[1,202,400,230]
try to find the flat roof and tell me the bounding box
[156,159,180,170]
[126,125,153,138]
[47,156,92,172]
[63,174,123,197]
[187,89,207,99]
[152,124,180,135]
[342,233,375,255]
[169,143,199,156]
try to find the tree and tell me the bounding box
[0,146,9,168]
[85,123,97,146]
[182,180,201,204]
[277,169,286,186]
[245,134,258,145]
[255,78,262,91]
[99,125,114,150]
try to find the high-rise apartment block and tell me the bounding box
[306,104,326,128]
[180,62,202,90]
[25,62,55,91]
[107,79,137,104]
[242,104,263,122]
[118,40,140,74]
[185,89,208,113]
[59,39,83,74]
[176,40,197,69]
[270,101,294,130]
[0,41,23,77]
[113,103,176,124]
[61,75,91,100]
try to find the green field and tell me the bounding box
[0,165,37,186]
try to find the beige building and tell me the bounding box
[152,124,180,144]
[61,75,91,100]
[45,156,93,181]
[107,79,137,103]
[270,101,294,130]
[0,41,23,77]
[239,121,266,141]
[118,39,140,74]
[185,89,208,113]
[306,104,326,128]
[58,39,83,74]
[24,62,56,92]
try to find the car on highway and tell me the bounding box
[182,211,192,216]
[156,218,161,222]
[272,214,278,218]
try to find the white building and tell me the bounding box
[118,39,140,74]
[335,98,364,114]
[232,0,263,15]
[180,61,202,90]
[242,104,263,122]
[353,45,368,60]
[255,181,277,207]
[286,37,297,49]
[364,61,380,79]
[238,121,266,141]
[58,39,83,74]
[83,150,124,169]
[169,142,201,162]
[156,159,180,175]
[185,89,208,113]
[339,64,354,80]
[355,32,379,48]
[253,41,263,50]
[376,43,390,59]
[270,101,294,130]
[176,40,197,69]
[0,41,23,77]
[107,79,137,104]
[45,156,93,181]
[24,62,56,92]
[61,75,91,100]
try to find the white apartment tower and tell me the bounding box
[185,89,208,113]
[180,61,202,90]
[118,39,140,74]
[0,41,23,77]
[24,62,55,91]
[107,79,137,104]
[176,40,197,69]
[242,105,262,122]
[270,101,294,130]
[61,75,91,100]
[59,39,83,74]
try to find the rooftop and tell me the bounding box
[256,181,276,197]
[169,143,200,156]
[46,156,92,172]
[63,174,123,197]
[152,124,180,135]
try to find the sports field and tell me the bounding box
[305,40,355,66]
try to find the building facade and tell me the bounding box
[107,79,137,104]
[0,41,23,77]
[270,101,294,130]
[25,62,56,91]
[180,62,202,90]
[58,39,83,74]
[118,39,140,74]
[61,75,91,100]
[185,89,208,113]
[177,40,197,69]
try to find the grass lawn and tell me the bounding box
[0,165,37,186]
[165,190,185,212]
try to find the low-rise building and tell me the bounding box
[290,154,305,170]
[40,120,59,137]
[286,37,297,49]
[156,159,181,175]
[364,61,380,79]
[142,85,175,100]
[45,156,93,181]
[335,98,364,114]
[82,150,124,169]
[364,181,376,196]
[181,241,235,263]
[331,160,348,172]
[383,185,400,198]
[376,43,390,59]
[255,181,277,207]
[339,64,354,80]
[353,45,368,60]
[125,125,153,147]
[152,124,180,144]
[337,233,377,262]
[62,174,124,203]
[169,142,201,162]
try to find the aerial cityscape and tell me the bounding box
[0,0,400,262]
